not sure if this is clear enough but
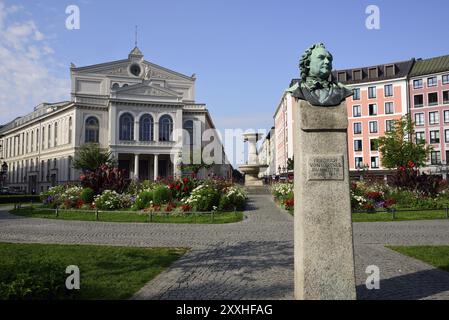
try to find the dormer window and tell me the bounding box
[111,83,120,90]
[353,70,362,81]
[337,72,347,83]
[385,64,396,77]
[368,67,378,78]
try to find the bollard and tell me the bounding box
[149,212,153,223]
[95,208,99,221]
[55,207,59,217]
[392,209,396,220]
[446,207,449,219]
[211,211,214,223]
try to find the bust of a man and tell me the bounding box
[288,43,353,107]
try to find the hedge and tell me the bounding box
[0,195,41,204]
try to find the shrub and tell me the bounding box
[40,185,66,208]
[59,186,84,209]
[218,185,247,211]
[132,191,153,211]
[152,185,171,205]
[80,188,95,204]
[183,184,220,212]
[271,183,294,203]
[80,165,129,194]
[93,190,123,210]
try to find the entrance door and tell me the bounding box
[29,176,37,195]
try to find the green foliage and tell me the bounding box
[218,185,247,211]
[378,116,431,169]
[80,188,95,204]
[182,184,220,211]
[152,185,172,205]
[0,258,73,300]
[73,143,116,172]
[132,191,153,211]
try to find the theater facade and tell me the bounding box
[0,47,231,194]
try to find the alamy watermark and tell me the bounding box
[365,265,380,290]
[65,265,80,290]
[66,5,80,30]
[365,5,380,30]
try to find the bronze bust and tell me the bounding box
[288,43,353,107]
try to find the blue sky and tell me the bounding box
[1,0,449,163]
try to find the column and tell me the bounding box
[134,154,140,180]
[153,154,159,181]
[154,122,159,142]
[134,120,140,142]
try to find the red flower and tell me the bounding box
[183,186,189,192]
[408,161,415,168]
[169,184,175,189]
[183,178,189,184]
[399,166,406,172]
[175,184,181,190]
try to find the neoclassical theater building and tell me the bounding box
[0,47,232,194]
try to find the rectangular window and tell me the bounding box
[446,130,449,143]
[414,94,424,107]
[370,139,379,151]
[385,102,394,114]
[444,110,449,123]
[353,105,361,117]
[353,88,360,100]
[429,111,440,125]
[413,79,423,89]
[385,65,395,77]
[369,104,377,116]
[354,140,363,151]
[338,72,347,82]
[369,121,378,133]
[443,75,449,85]
[430,130,440,144]
[384,84,393,97]
[428,77,437,87]
[371,156,379,169]
[428,92,438,106]
[443,91,449,104]
[368,86,376,99]
[354,122,362,134]
[415,113,424,126]
[355,157,364,169]
[416,132,425,144]
[431,151,441,165]
[386,120,395,132]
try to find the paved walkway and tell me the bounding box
[1,196,449,299]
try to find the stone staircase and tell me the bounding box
[245,185,271,195]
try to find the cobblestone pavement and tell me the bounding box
[1,196,449,300]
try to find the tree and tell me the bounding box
[73,144,116,173]
[378,116,431,170]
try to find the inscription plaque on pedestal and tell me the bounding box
[307,155,344,181]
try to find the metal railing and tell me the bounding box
[352,207,449,220]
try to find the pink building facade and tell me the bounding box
[409,55,449,173]
[273,92,294,175]
[337,60,414,172]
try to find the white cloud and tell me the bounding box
[0,1,69,124]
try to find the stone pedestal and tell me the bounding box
[293,99,356,300]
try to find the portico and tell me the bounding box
[117,153,181,181]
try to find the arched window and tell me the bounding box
[119,113,134,141]
[139,114,154,141]
[85,117,99,143]
[159,115,173,142]
[183,120,194,145]
[112,83,120,90]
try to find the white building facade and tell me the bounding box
[0,47,231,194]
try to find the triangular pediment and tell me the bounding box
[115,81,181,97]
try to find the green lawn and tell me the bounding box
[352,209,448,222]
[388,246,449,273]
[0,242,187,299]
[10,207,243,224]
